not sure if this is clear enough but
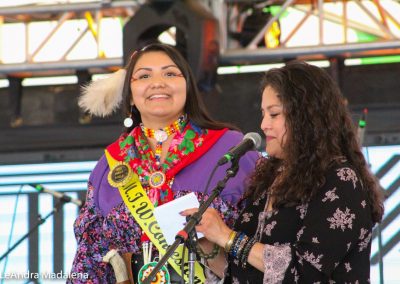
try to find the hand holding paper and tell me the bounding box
[154,192,204,245]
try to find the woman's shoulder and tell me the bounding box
[87,154,124,215]
[88,154,110,187]
[216,129,244,147]
[223,129,244,140]
[320,159,365,201]
[325,159,360,185]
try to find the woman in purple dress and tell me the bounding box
[183,61,384,283]
[68,43,259,284]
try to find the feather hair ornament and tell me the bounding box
[78,69,127,117]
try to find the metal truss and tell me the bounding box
[0,0,139,76]
[0,0,400,76]
[219,0,400,64]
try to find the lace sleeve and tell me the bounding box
[263,244,292,283]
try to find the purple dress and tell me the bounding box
[68,130,259,283]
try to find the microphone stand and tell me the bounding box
[142,160,240,284]
[0,199,65,262]
[186,228,197,284]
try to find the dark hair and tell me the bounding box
[246,61,384,223]
[121,43,236,132]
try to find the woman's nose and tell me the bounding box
[150,82,165,88]
[150,75,166,88]
[260,116,270,131]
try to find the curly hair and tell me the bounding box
[246,61,384,223]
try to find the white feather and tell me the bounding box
[78,69,127,117]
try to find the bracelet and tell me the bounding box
[224,230,237,252]
[235,234,249,260]
[196,242,220,259]
[230,232,246,258]
[240,237,257,269]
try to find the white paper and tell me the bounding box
[153,192,203,245]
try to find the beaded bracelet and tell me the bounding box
[235,234,250,260]
[228,231,242,256]
[239,237,257,269]
[230,232,246,258]
[224,231,237,253]
[196,242,220,259]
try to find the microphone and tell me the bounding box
[357,108,368,147]
[218,132,262,165]
[29,184,84,207]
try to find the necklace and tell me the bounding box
[254,192,271,241]
[254,171,282,241]
[140,114,187,168]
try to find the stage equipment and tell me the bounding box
[123,0,219,92]
[8,76,23,128]
[230,3,281,48]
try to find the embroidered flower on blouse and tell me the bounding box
[361,200,366,208]
[255,191,267,206]
[336,167,358,188]
[296,203,308,219]
[264,221,277,236]
[345,262,352,272]
[290,267,299,283]
[358,228,372,252]
[322,187,339,202]
[312,237,320,244]
[327,207,356,231]
[300,251,323,271]
[359,227,368,239]
[296,226,305,241]
[241,212,253,223]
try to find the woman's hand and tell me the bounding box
[182,208,266,273]
[180,208,233,248]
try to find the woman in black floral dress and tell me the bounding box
[183,61,384,283]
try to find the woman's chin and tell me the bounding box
[142,110,183,123]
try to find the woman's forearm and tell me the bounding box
[246,242,265,272]
[198,238,227,278]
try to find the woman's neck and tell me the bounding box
[141,115,184,130]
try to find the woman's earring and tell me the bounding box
[123,105,134,128]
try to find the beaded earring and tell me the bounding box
[123,105,134,128]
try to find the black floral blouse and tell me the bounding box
[224,161,374,284]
